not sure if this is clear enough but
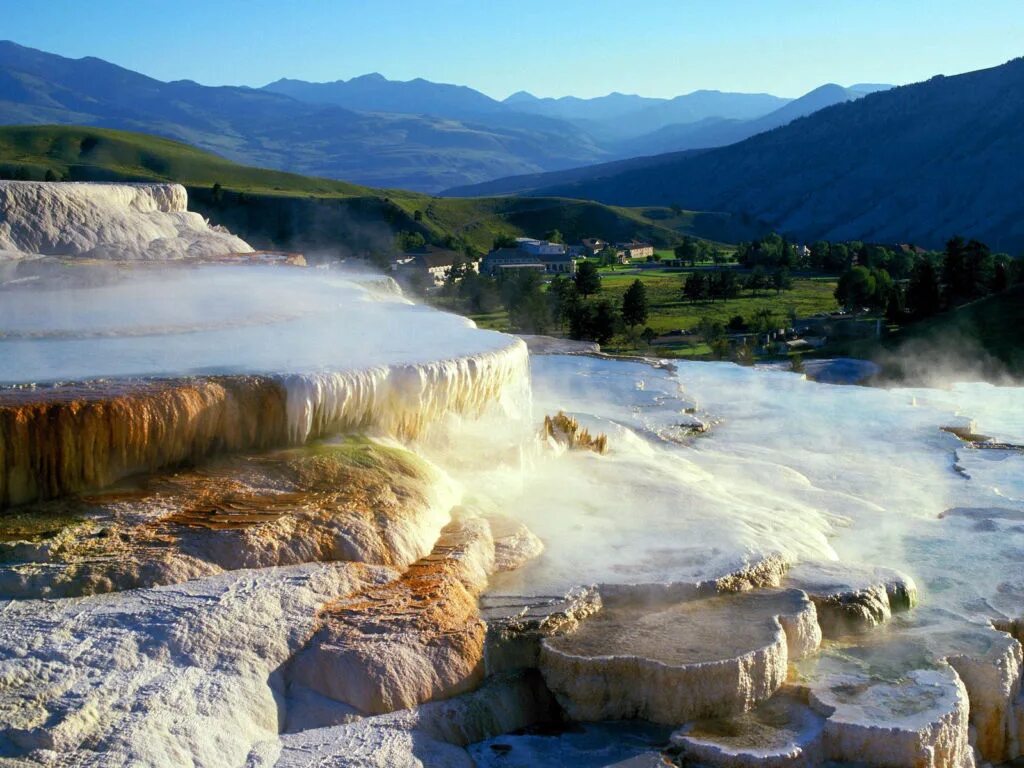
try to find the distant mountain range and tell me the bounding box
[0,40,892,192]
[449,58,1024,251]
[0,42,604,192]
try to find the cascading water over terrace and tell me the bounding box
[2,182,1023,768]
[0,261,530,507]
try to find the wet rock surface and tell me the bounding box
[0,437,455,598]
[286,512,544,716]
[671,688,826,768]
[785,560,918,637]
[540,587,820,724]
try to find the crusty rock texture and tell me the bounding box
[272,671,559,768]
[785,560,918,636]
[0,437,456,598]
[0,562,385,767]
[807,667,973,768]
[0,181,252,260]
[540,587,819,725]
[939,624,1023,764]
[482,586,603,675]
[287,513,543,715]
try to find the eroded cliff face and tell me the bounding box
[0,181,251,260]
[0,340,529,508]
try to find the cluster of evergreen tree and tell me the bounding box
[673,236,728,265]
[682,266,791,303]
[834,236,1019,320]
[737,233,922,279]
[440,258,651,346]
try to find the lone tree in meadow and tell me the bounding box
[621,279,649,328]
[575,260,602,297]
[674,237,701,265]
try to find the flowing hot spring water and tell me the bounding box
[1,183,1022,767]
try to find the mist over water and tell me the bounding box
[4,261,1019,629]
[0,265,510,383]
[422,353,1023,630]
[3,254,1023,765]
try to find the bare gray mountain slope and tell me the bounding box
[460,60,1024,251]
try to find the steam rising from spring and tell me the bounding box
[0,265,530,507]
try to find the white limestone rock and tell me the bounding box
[0,562,384,767]
[807,667,974,768]
[271,671,558,768]
[540,587,820,725]
[785,560,918,636]
[0,181,252,260]
[934,624,1023,764]
[481,586,603,675]
[486,513,545,573]
[671,688,826,768]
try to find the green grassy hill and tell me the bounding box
[0,125,758,255]
[0,125,371,196]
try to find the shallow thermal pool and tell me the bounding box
[0,265,514,384]
[456,354,1023,628]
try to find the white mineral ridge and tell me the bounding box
[0,266,528,389]
[271,672,557,768]
[0,181,252,260]
[540,588,820,725]
[809,667,974,768]
[785,560,918,636]
[0,562,389,767]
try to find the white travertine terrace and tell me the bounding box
[540,587,821,725]
[0,266,531,507]
[0,181,252,260]
[3,182,1024,767]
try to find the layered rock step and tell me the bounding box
[790,618,1023,767]
[0,338,528,508]
[671,659,981,768]
[1,260,531,508]
[540,586,820,725]
[481,586,603,675]
[275,671,560,768]
[807,667,972,768]
[785,560,917,637]
[287,513,544,715]
[0,437,456,598]
[671,688,826,768]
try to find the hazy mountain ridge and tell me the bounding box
[515,59,1024,250]
[0,39,902,194]
[0,41,609,191]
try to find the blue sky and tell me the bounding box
[3,0,1021,98]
